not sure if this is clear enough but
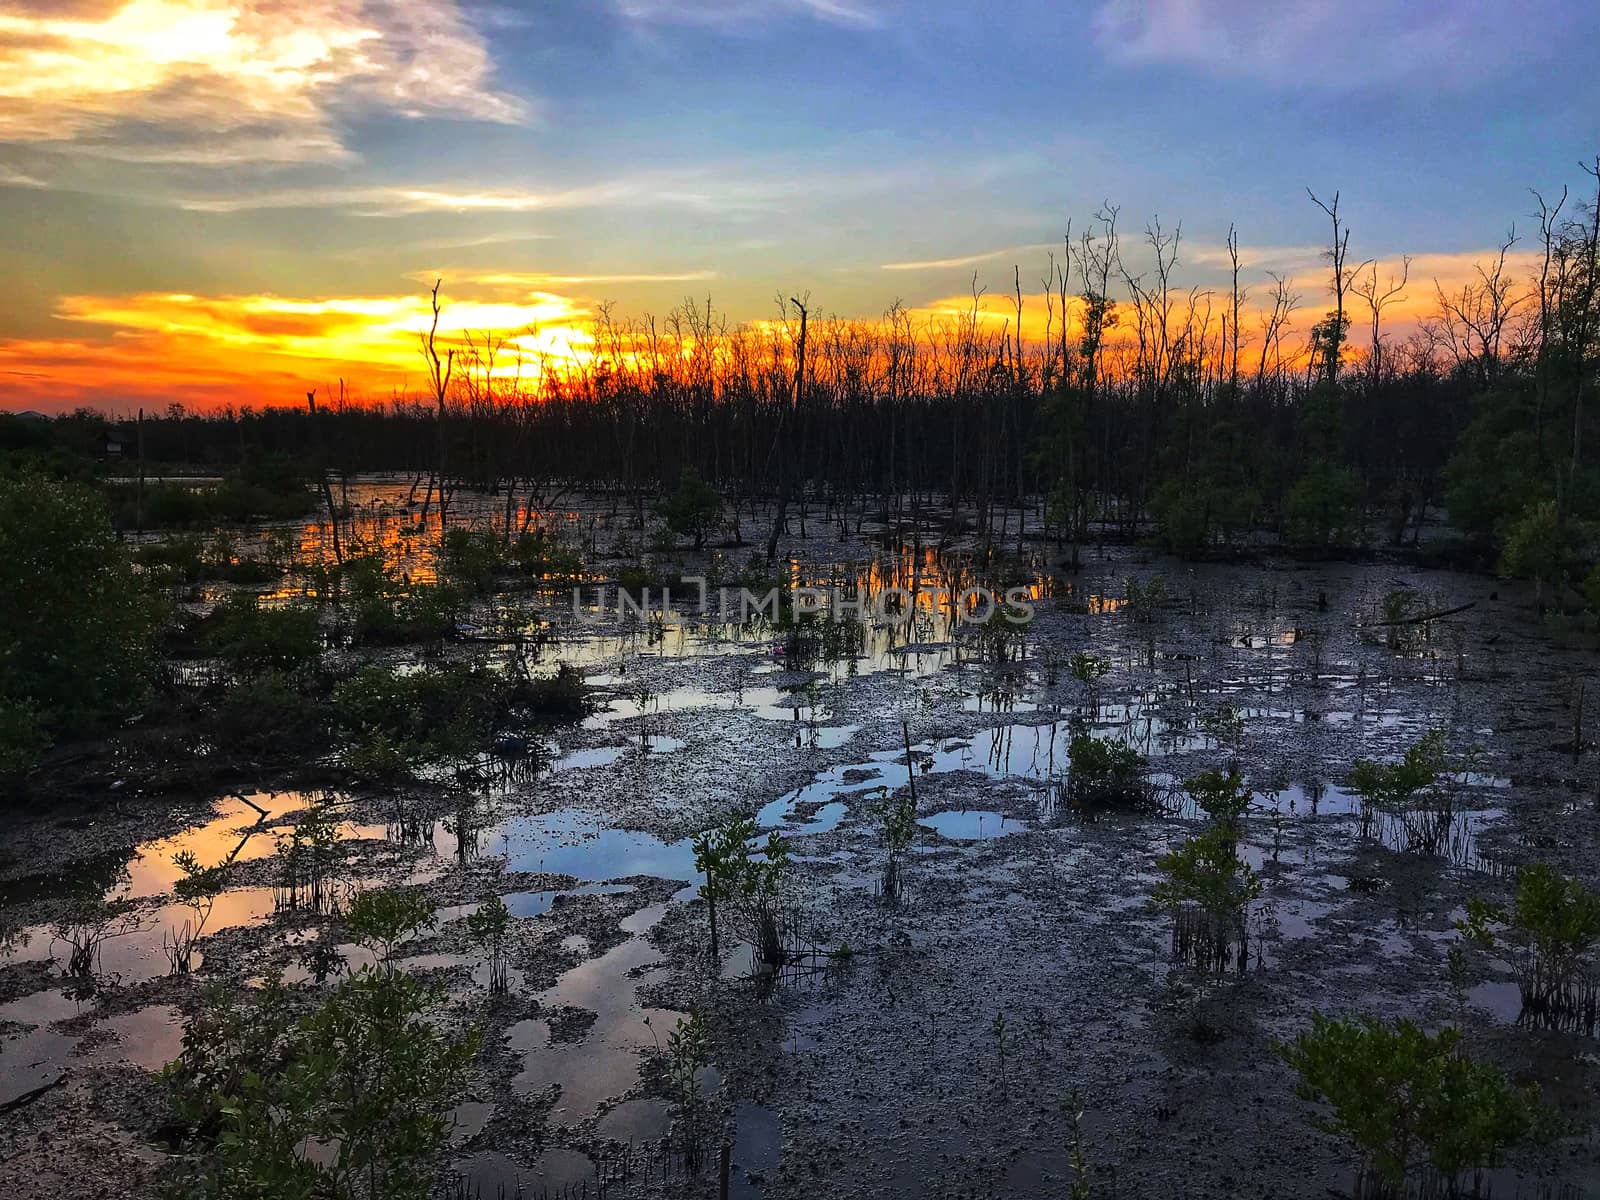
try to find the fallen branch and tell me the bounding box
[1371,601,1476,627]
[0,1073,66,1114]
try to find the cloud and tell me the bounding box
[430,270,720,287]
[0,163,47,187]
[1091,0,1553,87]
[880,243,1056,272]
[0,0,527,165]
[615,0,882,31]
[172,157,925,215]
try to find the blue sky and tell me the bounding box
[2,0,1597,408]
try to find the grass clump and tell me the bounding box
[1278,1012,1551,1197]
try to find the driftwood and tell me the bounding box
[1371,601,1476,627]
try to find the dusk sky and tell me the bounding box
[3,0,1599,412]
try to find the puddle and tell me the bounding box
[597,1096,670,1142]
[93,1003,185,1072]
[489,811,697,882]
[0,1027,76,1106]
[449,1100,496,1146]
[920,810,1025,840]
[501,883,636,917]
[730,1101,783,1197]
[510,903,680,1125]
[454,1148,594,1196]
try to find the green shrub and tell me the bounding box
[438,528,507,595]
[207,671,327,757]
[0,697,48,783]
[1499,499,1592,605]
[202,593,322,677]
[1285,460,1364,547]
[1068,652,1109,686]
[340,548,464,644]
[1349,730,1448,808]
[1186,766,1251,828]
[655,469,721,549]
[1279,1013,1549,1194]
[1065,734,1148,808]
[0,473,165,758]
[508,663,593,722]
[1460,863,1600,1031]
[165,969,477,1200]
[346,887,435,964]
[333,662,505,776]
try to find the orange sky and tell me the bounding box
[1,1,1589,414]
[0,247,1543,413]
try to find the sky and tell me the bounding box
[1,0,1598,412]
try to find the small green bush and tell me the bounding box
[1279,1013,1549,1194]
[202,593,323,677]
[1065,734,1148,808]
[655,469,722,549]
[1349,730,1448,808]
[165,969,477,1200]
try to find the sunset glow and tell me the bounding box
[2,1,1597,412]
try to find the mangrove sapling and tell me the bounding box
[1185,766,1252,834]
[1068,652,1109,711]
[465,893,512,995]
[693,812,755,961]
[744,831,791,969]
[1458,864,1600,1033]
[51,898,147,979]
[1063,1090,1092,1200]
[165,969,478,1200]
[345,887,436,967]
[1198,703,1246,752]
[1151,828,1262,972]
[1379,588,1419,650]
[165,850,228,974]
[875,783,918,902]
[1446,945,1471,1020]
[661,1010,711,1171]
[1349,729,1449,809]
[274,796,345,913]
[1278,1013,1551,1197]
[1065,734,1150,810]
[1124,574,1168,623]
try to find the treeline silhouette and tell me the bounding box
[12,174,1600,576]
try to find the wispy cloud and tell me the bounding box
[881,243,1056,272]
[0,164,47,188]
[0,0,528,165]
[616,0,883,31]
[440,270,720,287]
[1092,0,1556,87]
[177,175,779,215]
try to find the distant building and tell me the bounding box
[101,432,125,459]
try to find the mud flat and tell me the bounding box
[3,520,1598,1198]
